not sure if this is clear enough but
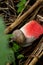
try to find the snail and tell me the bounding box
[12,20,43,47]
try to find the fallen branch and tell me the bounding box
[5,0,43,34]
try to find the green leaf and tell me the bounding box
[8,34,13,38]
[17,0,26,7]
[21,0,26,4]
[17,1,24,7]
[17,0,26,13]
[17,5,25,13]
[12,43,20,52]
[0,16,15,65]
[17,54,24,59]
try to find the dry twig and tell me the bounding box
[24,37,43,65]
[0,8,8,10]
[29,5,43,21]
[37,15,43,22]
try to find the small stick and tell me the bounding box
[3,10,10,16]
[37,15,43,22]
[5,0,43,34]
[24,37,43,65]
[0,8,8,10]
[5,2,16,12]
[29,52,43,65]
[6,23,12,26]
[29,5,43,21]
[10,0,14,8]
[39,52,43,58]
[29,56,38,65]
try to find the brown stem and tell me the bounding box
[5,0,43,34]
